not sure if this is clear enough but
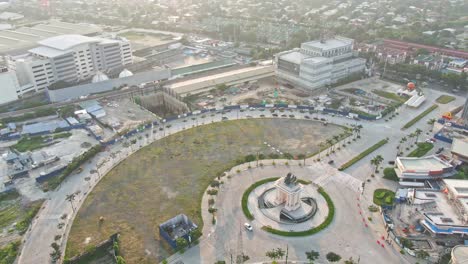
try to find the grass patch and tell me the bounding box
[242,177,279,220]
[338,139,388,171]
[12,136,48,152]
[15,200,43,235]
[0,240,21,264]
[373,189,395,206]
[67,119,343,263]
[1,107,56,124]
[383,168,399,181]
[402,104,438,130]
[261,187,334,236]
[53,132,72,139]
[408,142,433,157]
[436,95,456,104]
[0,189,43,233]
[372,90,407,103]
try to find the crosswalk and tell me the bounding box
[309,164,363,192]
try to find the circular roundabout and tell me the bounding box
[242,173,334,236]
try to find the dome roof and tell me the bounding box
[92,72,109,83]
[119,69,133,78]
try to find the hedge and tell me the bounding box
[383,168,398,181]
[338,139,388,171]
[241,177,279,220]
[402,104,438,129]
[261,187,335,236]
[47,145,103,190]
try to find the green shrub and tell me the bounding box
[402,104,438,129]
[242,178,279,220]
[383,168,398,181]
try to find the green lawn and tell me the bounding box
[373,189,395,206]
[408,142,434,157]
[12,136,48,152]
[372,90,407,103]
[436,95,456,104]
[53,132,72,140]
[67,119,345,263]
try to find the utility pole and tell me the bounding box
[236,224,244,263]
[285,244,288,264]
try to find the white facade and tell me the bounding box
[276,36,366,90]
[6,34,133,95]
[0,68,19,104]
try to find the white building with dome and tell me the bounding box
[119,69,133,78]
[91,72,109,83]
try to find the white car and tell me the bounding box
[244,223,253,231]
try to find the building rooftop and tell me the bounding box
[414,190,465,226]
[452,245,468,262]
[444,179,468,198]
[279,51,310,64]
[301,36,353,51]
[0,21,101,55]
[38,35,99,51]
[452,138,468,158]
[28,46,71,58]
[397,155,453,172]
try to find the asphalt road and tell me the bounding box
[17,87,465,264]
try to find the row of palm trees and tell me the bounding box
[317,125,363,160]
[397,128,423,156]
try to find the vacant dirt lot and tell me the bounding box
[67,119,344,263]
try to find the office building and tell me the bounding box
[0,67,19,104]
[6,34,132,95]
[276,36,366,90]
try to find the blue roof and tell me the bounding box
[22,120,69,135]
[86,105,102,113]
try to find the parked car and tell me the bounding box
[304,115,310,119]
[272,114,278,117]
[388,161,395,165]
[244,223,253,231]
[289,115,295,118]
[328,160,334,164]
[222,116,229,120]
[436,147,444,154]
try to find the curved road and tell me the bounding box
[17,88,463,264]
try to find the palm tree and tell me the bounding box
[333,135,340,151]
[326,139,334,154]
[371,155,384,173]
[318,142,326,160]
[427,118,436,126]
[414,128,422,144]
[340,132,347,147]
[65,193,76,213]
[356,125,363,138]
